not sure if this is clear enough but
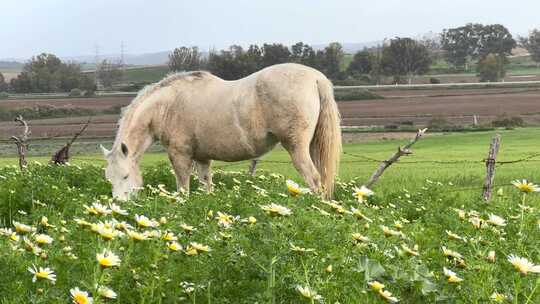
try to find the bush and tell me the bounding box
[477,54,506,82]
[334,88,383,101]
[69,88,82,97]
[491,114,524,128]
[427,115,452,130]
[429,77,441,84]
[0,92,8,100]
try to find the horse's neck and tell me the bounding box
[115,106,155,162]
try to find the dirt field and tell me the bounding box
[1,88,539,141]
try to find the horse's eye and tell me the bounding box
[123,175,129,180]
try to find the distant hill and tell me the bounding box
[0,61,23,72]
[63,51,171,66]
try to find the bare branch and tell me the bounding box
[366,128,427,188]
[51,117,92,165]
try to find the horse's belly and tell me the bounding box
[194,131,277,162]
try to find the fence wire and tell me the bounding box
[71,151,540,169]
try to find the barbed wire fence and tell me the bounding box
[6,120,540,200]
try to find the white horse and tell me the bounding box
[101,63,342,200]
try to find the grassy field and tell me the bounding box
[123,65,170,83]
[0,129,538,303]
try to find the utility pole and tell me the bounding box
[120,41,126,83]
[94,44,100,88]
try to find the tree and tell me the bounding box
[441,24,482,70]
[347,50,374,77]
[9,53,93,93]
[520,29,540,65]
[261,43,291,67]
[477,24,516,58]
[168,46,204,72]
[477,53,506,82]
[0,72,7,92]
[290,42,318,67]
[207,45,250,80]
[319,42,344,79]
[381,37,431,84]
[442,23,516,70]
[97,60,123,89]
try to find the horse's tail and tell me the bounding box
[311,77,342,198]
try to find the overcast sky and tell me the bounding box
[1,0,539,59]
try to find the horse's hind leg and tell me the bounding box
[283,140,322,194]
[195,160,213,192]
[168,152,193,193]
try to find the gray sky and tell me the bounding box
[1,0,539,59]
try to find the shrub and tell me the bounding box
[429,77,441,84]
[477,53,506,82]
[334,88,383,101]
[0,92,8,100]
[69,88,82,97]
[491,114,524,128]
[427,115,452,130]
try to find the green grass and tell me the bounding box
[124,66,170,83]
[0,129,539,303]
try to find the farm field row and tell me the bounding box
[1,86,539,140]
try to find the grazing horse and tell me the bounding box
[101,63,342,200]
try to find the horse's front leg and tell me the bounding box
[168,152,193,194]
[195,160,213,192]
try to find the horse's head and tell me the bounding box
[101,143,143,201]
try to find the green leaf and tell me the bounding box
[420,280,438,295]
[357,256,386,282]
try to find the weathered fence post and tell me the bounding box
[10,115,30,171]
[248,159,259,176]
[482,134,501,201]
[51,117,91,164]
[366,128,427,188]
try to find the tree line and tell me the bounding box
[0,54,125,95]
[169,23,540,84]
[3,23,540,94]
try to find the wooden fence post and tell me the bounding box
[10,115,30,172]
[482,134,501,201]
[248,159,259,176]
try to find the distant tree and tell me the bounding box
[79,73,97,95]
[242,45,264,74]
[290,42,318,67]
[320,42,344,79]
[441,24,482,71]
[58,62,84,92]
[347,50,374,77]
[381,37,431,84]
[520,29,540,65]
[477,24,516,58]
[168,46,204,72]
[442,23,516,71]
[9,53,92,93]
[97,60,123,89]
[477,53,506,82]
[207,45,250,80]
[0,72,7,92]
[261,43,291,67]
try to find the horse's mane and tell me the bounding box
[118,70,211,123]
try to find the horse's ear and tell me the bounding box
[100,145,111,157]
[121,143,129,157]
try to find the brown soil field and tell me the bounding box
[374,88,540,98]
[0,96,133,110]
[340,90,540,127]
[0,88,539,140]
